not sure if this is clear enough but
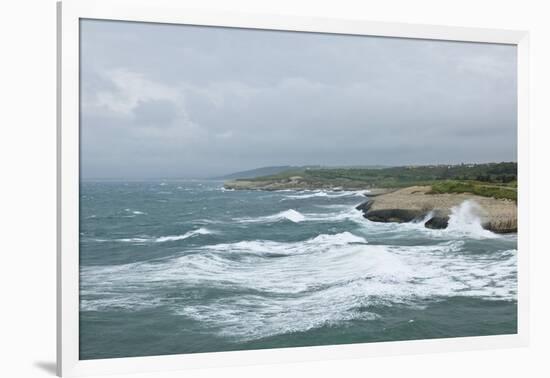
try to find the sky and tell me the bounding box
[80,19,517,179]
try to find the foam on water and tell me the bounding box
[236,209,306,223]
[112,228,214,244]
[446,200,498,239]
[116,237,150,243]
[80,182,517,348]
[361,200,501,240]
[155,228,214,242]
[81,226,517,340]
[235,207,364,224]
[284,190,367,200]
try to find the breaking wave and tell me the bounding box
[155,228,214,242]
[235,207,364,224]
[114,228,215,244]
[446,200,498,239]
[81,227,517,340]
[283,190,367,200]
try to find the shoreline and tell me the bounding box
[355,186,517,233]
[224,181,517,234]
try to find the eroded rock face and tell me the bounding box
[356,186,517,233]
[365,209,425,223]
[483,219,517,234]
[355,200,373,212]
[424,216,450,229]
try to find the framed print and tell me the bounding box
[57,0,530,376]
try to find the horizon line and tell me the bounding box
[80,160,517,181]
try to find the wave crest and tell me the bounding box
[283,190,367,200]
[114,228,214,244]
[155,228,214,243]
[235,207,364,224]
[81,234,517,340]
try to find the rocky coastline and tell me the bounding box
[223,177,372,191]
[355,186,517,233]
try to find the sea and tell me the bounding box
[79,180,517,359]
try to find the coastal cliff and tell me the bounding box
[355,186,517,233]
[222,163,518,233]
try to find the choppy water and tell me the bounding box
[79,180,517,360]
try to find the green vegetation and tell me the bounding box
[226,162,517,200]
[428,180,517,201]
[244,162,517,185]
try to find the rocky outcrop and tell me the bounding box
[355,200,373,212]
[424,216,449,229]
[356,186,517,233]
[365,209,425,223]
[482,219,518,234]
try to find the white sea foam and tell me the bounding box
[285,191,329,199]
[116,237,150,243]
[208,232,367,257]
[236,209,306,223]
[114,228,214,244]
[81,227,517,339]
[124,209,146,216]
[360,200,501,240]
[235,207,364,224]
[310,231,367,244]
[315,204,350,210]
[155,228,214,243]
[446,200,498,239]
[283,190,367,200]
[276,209,306,222]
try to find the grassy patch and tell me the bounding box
[230,162,518,193]
[428,180,517,201]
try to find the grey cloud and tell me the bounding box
[80,19,517,179]
[133,99,180,127]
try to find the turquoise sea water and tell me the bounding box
[79,180,517,360]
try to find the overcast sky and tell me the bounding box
[80,19,517,179]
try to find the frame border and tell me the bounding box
[57,0,530,376]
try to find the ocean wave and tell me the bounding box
[235,209,306,223]
[235,207,364,224]
[112,228,214,244]
[359,201,503,240]
[207,231,368,257]
[123,209,147,216]
[116,237,150,243]
[283,190,367,200]
[80,228,517,339]
[446,200,499,239]
[155,228,214,243]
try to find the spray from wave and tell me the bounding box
[446,200,497,239]
[367,200,500,240]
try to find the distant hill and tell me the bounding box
[214,166,319,180]
[223,162,518,201]
[215,164,392,180]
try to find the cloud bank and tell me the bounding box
[80,20,517,179]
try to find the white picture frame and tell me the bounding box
[57,0,530,376]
